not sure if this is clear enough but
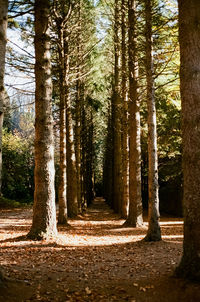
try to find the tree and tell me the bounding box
[0,0,8,282]
[125,0,143,227]
[144,0,161,241]
[112,0,122,214]
[57,18,68,224]
[28,0,57,240]
[121,0,129,218]
[175,0,200,280]
[0,0,8,196]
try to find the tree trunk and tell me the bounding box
[58,27,68,225]
[112,0,122,214]
[0,0,8,196]
[75,78,82,213]
[125,0,143,227]
[103,105,113,206]
[121,0,129,218]
[0,0,8,282]
[28,0,57,240]
[61,32,78,218]
[66,88,79,217]
[175,0,200,280]
[75,0,83,213]
[144,0,161,241]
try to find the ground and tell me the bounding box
[0,198,199,302]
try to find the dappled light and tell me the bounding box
[1,198,197,302]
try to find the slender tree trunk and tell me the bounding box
[0,0,8,280]
[121,0,129,218]
[75,78,82,212]
[28,0,57,240]
[0,0,8,196]
[175,0,200,281]
[103,105,113,206]
[75,0,83,213]
[66,86,78,218]
[125,0,143,227]
[61,33,78,218]
[144,0,161,241]
[113,0,122,214]
[58,27,68,225]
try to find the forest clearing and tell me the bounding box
[0,198,199,302]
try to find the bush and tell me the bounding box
[2,129,34,202]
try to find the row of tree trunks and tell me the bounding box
[103,0,161,237]
[1,0,199,283]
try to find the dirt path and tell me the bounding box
[0,198,199,302]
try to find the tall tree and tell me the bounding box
[75,0,83,212]
[121,0,129,218]
[52,1,78,218]
[57,16,68,225]
[0,0,8,281]
[175,0,200,280]
[144,0,161,241]
[125,0,143,226]
[112,0,122,213]
[0,0,8,196]
[28,0,57,239]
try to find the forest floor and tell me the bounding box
[0,197,200,302]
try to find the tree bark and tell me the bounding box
[144,0,161,241]
[112,0,122,214]
[121,0,129,219]
[175,0,200,280]
[28,0,57,240]
[57,27,68,225]
[0,0,8,281]
[0,0,8,196]
[66,87,79,217]
[125,0,143,227]
[75,0,83,213]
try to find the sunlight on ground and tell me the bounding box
[0,210,183,248]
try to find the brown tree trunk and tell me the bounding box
[125,0,143,227]
[28,0,57,240]
[112,0,122,214]
[144,0,161,241]
[75,78,82,213]
[121,0,129,219]
[57,27,68,225]
[175,0,200,280]
[0,0,8,280]
[0,0,8,196]
[75,0,83,213]
[66,87,79,217]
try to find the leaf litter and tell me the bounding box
[0,197,199,301]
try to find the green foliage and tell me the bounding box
[0,196,29,208]
[2,128,34,202]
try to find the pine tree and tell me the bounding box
[144,0,161,241]
[112,0,122,214]
[125,0,143,227]
[175,0,200,281]
[28,0,57,240]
